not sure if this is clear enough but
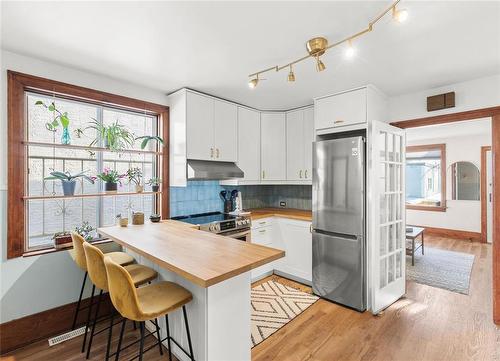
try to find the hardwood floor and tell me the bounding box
[253,236,500,361]
[3,236,498,361]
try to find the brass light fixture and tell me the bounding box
[287,65,295,82]
[248,0,407,87]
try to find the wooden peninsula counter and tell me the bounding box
[99,220,284,361]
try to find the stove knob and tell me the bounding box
[209,224,215,232]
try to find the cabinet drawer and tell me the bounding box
[251,218,273,229]
[315,87,367,130]
[251,226,273,246]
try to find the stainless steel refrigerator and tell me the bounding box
[312,135,366,311]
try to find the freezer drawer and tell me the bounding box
[312,136,364,236]
[312,232,365,311]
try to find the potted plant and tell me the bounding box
[135,135,164,150]
[87,119,135,151]
[74,221,95,241]
[147,177,161,192]
[127,167,143,192]
[35,101,72,144]
[44,170,95,196]
[97,168,125,192]
[53,231,72,249]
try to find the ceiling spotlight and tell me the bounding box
[345,40,355,58]
[248,75,259,89]
[316,56,326,72]
[392,6,408,23]
[287,65,295,82]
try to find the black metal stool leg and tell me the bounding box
[86,289,103,359]
[81,284,95,353]
[183,305,195,361]
[165,314,172,361]
[115,319,127,361]
[105,310,115,361]
[138,322,145,361]
[133,321,137,330]
[72,271,87,330]
[153,318,164,356]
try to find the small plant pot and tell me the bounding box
[61,180,77,196]
[54,233,72,249]
[152,185,159,192]
[105,182,118,192]
[135,184,144,193]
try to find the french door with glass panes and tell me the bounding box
[369,120,406,314]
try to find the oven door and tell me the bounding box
[219,228,251,242]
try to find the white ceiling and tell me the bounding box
[406,118,492,141]
[2,1,499,110]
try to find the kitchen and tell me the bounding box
[1,1,499,361]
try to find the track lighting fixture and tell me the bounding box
[315,56,326,72]
[345,40,355,58]
[247,0,407,88]
[287,65,295,82]
[248,75,259,89]
[392,6,408,23]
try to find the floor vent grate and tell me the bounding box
[48,326,86,346]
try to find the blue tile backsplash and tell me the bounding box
[170,181,224,217]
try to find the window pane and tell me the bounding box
[405,147,443,207]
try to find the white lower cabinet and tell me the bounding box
[250,217,312,283]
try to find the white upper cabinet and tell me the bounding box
[286,107,314,181]
[237,107,261,181]
[214,100,237,162]
[314,85,387,132]
[186,92,238,162]
[187,92,214,161]
[261,113,286,181]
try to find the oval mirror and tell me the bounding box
[449,161,480,200]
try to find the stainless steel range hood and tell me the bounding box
[187,159,244,180]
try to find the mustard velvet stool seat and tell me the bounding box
[83,241,159,360]
[69,232,134,352]
[104,256,195,361]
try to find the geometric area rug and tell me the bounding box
[251,280,319,347]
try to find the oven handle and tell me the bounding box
[221,229,251,238]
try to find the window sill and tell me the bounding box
[22,238,113,258]
[406,205,447,212]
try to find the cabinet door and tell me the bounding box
[251,226,273,246]
[237,108,260,181]
[214,100,237,162]
[303,107,314,180]
[280,220,312,282]
[261,113,286,180]
[186,92,214,160]
[315,88,367,130]
[286,110,304,180]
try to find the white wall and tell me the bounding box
[0,50,168,323]
[388,74,500,122]
[406,127,491,232]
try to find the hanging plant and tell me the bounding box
[135,135,164,150]
[86,119,135,151]
[35,101,72,144]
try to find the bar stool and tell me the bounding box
[70,232,134,352]
[104,256,195,361]
[83,241,159,360]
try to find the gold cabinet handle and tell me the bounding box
[259,221,266,225]
[305,170,308,178]
[262,170,265,179]
[310,224,313,233]
[334,120,344,124]
[259,230,266,233]
[216,148,220,158]
[299,170,302,179]
[210,148,214,158]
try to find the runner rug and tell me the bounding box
[251,280,319,347]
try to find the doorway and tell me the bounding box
[482,146,493,243]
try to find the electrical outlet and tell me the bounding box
[279,201,286,208]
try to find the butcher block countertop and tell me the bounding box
[247,208,312,222]
[98,220,284,288]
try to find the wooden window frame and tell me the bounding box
[7,71,170,259]
[405,143,447,212]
